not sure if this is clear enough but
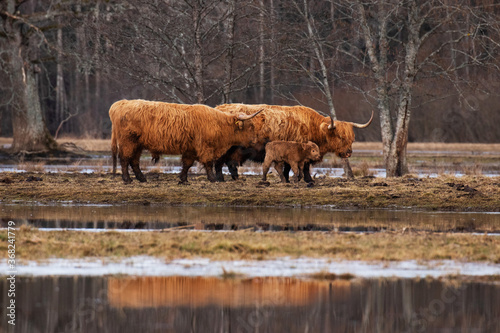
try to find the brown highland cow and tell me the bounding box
[109,99,262,184]
[262,141,321,183]
[215,104,373,182]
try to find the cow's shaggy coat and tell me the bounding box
[110,99,262,183]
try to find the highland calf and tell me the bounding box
[109,100,262,184]
[262,141,321,183]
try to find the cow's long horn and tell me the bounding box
[350,111,374,128]
[328,115,336,130]
[237,109,263,121]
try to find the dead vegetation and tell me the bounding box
[2,227,498,262]
[0,171,499,211]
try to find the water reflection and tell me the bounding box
[1,276,498,333]
[1,204,499,232]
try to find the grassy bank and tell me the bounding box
[1,172,499,211]
[2,227,499,262]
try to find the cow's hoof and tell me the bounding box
[306,182,315,188]
[178,180,190,185]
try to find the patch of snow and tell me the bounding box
[1,164,498,177]
[3,257,499,278]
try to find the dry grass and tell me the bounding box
[18,161,46,172]
[352,142,500,153]
[2,228,498,262]
[1,171,499,211]
[3,137,498,154]
[56,136,111,152]
[352,161,375,177]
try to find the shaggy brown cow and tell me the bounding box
[262,141,321,183]
[215,104,373,182]
[109,100,262,184]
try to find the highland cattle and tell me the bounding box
[109,100,262,184]
[215,104,373,182]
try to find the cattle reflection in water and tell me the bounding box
[3,276,499,332]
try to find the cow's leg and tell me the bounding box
[120,155,132,184]
[151,153,160,164]
[290,162,300,183]
[179,155,195,184]
[214,158,225,182]
[119,145,133,184]
[203,161,217,182]
[227,161,239,180]
[261,157,272,181]
[302,162,314,183]
[130,147,147,182]
[297,162,305,182]
[283,163,291,183]
[274,162,286,183]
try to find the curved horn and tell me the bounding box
[328,115,336,130]
[237,109,263,121]
[350,110,374,128]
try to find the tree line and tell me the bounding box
[1,0,500,176]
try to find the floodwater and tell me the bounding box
[1,203,499,232]
[2,205,499,332]
[1,149,500,178]
[1,275,499,333]
[1,162,499,178]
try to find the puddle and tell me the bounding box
[1,153,499,178]
[1,203,499,233]
[1,275,498,332]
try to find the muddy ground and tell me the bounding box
[1,171,499,211]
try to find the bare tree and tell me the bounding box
[274,0,356,177]
[336,0,500,176]
[0,0,58,153]
[90,0,261,105]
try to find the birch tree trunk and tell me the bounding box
[258,0,265,102]
[269,0,275,104]
[299,0,353,177]
[356,0,414,177]
[93,2,102,137]
[56,27,67,125]
[192,1,204,104]
[223,0,236,103]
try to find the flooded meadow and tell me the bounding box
[1,141,499,332]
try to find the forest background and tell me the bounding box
[1,0,500,176]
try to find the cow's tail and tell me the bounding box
[111,125,118,176]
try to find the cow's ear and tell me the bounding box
[320,120,330,133]
[234,119,244,130]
